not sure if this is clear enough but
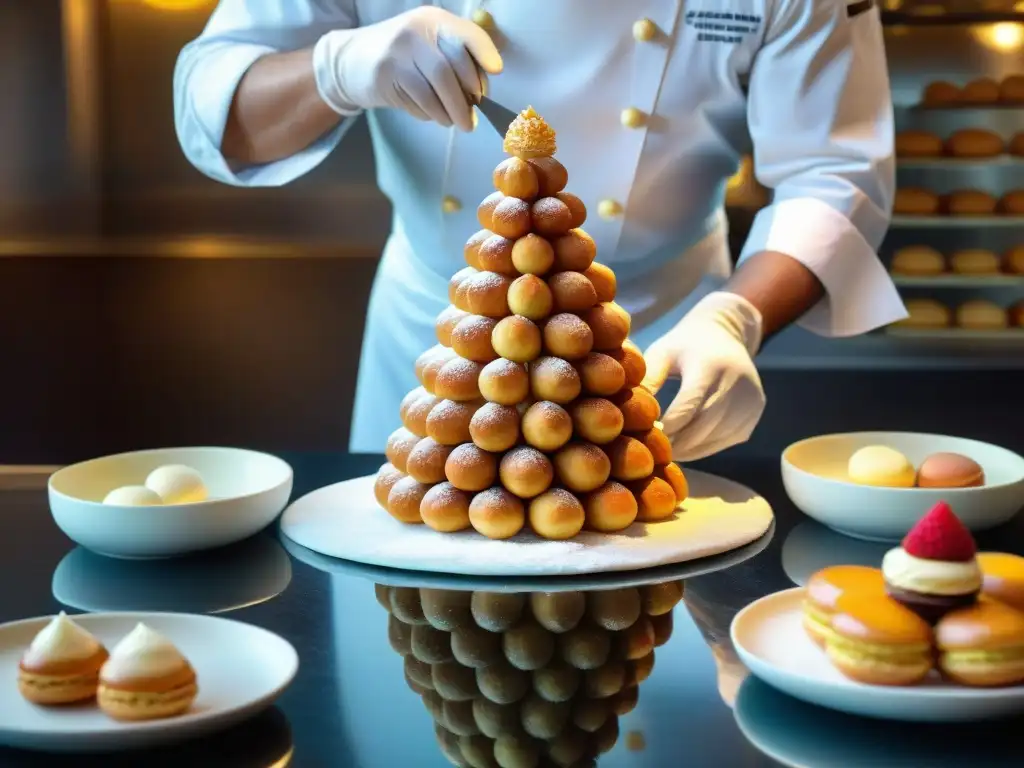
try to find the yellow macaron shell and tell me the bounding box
[826,593,933,685]
[803,566,886,646]
[936,598,1024,686]
[978,552,1024,613]
[848,446,916,488]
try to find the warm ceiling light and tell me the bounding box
[972,22,1024,51]
[140,0,210,10]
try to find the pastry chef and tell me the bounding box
[174,0,906,460]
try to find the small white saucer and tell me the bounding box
[0,612,298,752]
[730,588,1024,722]
[780,521,889,587]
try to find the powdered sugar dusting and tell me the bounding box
[501,446,552,477]
[446,443,492,472]
[470,402,519,431]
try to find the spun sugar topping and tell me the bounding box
[504,106,557,159]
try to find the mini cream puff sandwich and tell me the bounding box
[936,598,1024,687]
[98,623,197,721]
[18,612,109,705]
[802,566,886,647]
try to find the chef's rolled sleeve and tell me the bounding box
[741,0,907,337]
[172,0,358,187]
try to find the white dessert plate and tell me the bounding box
[782,432,1024,541]
[279,469,773,577]
[0,612,298,753]
[731,587,1024,722]
[48,447,294,558]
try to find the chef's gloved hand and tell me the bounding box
[312,7,503,132]
[642,292,765,462]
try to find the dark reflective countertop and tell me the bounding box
[3,453,1024,768]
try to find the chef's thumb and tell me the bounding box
[640,342,673,395]
[457,23,503,74]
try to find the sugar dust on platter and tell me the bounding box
[102,465,209,507]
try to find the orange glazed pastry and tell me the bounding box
[802,565,886,647]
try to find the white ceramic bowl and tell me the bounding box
[48,447,293,558]
[781,432,1024,542]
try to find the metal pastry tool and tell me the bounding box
[475,96,519,138]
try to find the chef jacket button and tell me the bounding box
[598,199,623,220]
[620,107,647,129]
[472,9,495,30]
[442,196,462,214]
[633,18,658,42]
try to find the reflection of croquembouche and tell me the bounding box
[374,107,688,541]
[374,581,683,766]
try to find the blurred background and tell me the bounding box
[1,0,1022,464]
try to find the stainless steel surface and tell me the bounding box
[475,96,519,137]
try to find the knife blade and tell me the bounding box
[475,96,519,138]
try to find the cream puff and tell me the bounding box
[18,612,108,705]
[98,623,197,721]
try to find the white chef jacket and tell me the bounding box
[174,0,907,454]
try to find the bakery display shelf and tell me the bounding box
[890,274,1024,287]
[886,328,1024,340]
[891,215,1024,228]
[897,156,1024,169]
[882,11,1024,25]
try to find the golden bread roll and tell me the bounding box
[943,189,997,216]
[1004,245,1024,275]
[1010,132,1024,157]
[890,246,945,276]
[999,74,1024,103]
[895,131,942,158]
[961,78,1000,104]
[956,300,1008,330]
[1009,301,1024,327]
[944,128,1004,158]
[950,248,1001,275]
[895,299,951,330]
[893,188,940,215]
[921,81,960,106]
[998,190,1024,215]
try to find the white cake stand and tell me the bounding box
[279,469,773,577]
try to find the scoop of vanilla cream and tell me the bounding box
[145,464,209,504]
[503,106,557,159]
[101,622,189,681]
[23,611,102,667]
[103,485,162,506]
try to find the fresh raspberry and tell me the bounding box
[901,501,977,562]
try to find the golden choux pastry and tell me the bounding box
[543,313,594,360]
[893,188,940,215]
[476,234,517,276]
[950,248,1001,275]
[386,427,420,473]
[570,398,624,445]
[1005,245,1024,274]
[463,230,488,269]
[548,271,598,313]
[445,443,497,492]
[554,443,612,493]
[374,463,405,509]
[584,263,617,303]
[469,402,521,452]
[420,482,473,533]
[528,488,586,540]
[415,344,458,393]
[921,80,960,106]
[399,386,427,425]
[961,77,1000,104]
[478,192,532,240]
[478,191,502,228]
[401,389,442,437]
[610,340,646,388]
[521,401,574,451]
[890,245,945,276]
[556,192,587,228]
[530,356,582,403]
[998,190,1024,215]
[614,387,661,432]
[387,476,430,523]
[552,230,597,272]
[1001,75,1024,103]
[478,359,529,405]
[605,435,656,481]
[451,315,499,363]
[895,130,943,158]
[655,463,688,503]
[527,156,568,196]
[464,271,513,319]
[532,197,576,237]
[847,445,915,488]
[508,274,554,320]
[449,267,478,304]
[426,399,482,445]
[469,487,526,539]
[631,476,678,522]
[636,427,672,465]
[945,128,1004,158]
[436,305,470,346]
[582,303,631,350]
[1010,132,1024,157]
[576,352,626,396]
[406,437,454,485]
[944,189,997,216]
[1009,301,1024,327]
[434,358,483,401]
[493,156,540,200]
[511,234,554,275]
[957,300,1009,330]
[504,106,557,160]
[584,481,638,532]
[499,446,554,499]
[491,315,542,363]
[895,299,951,330]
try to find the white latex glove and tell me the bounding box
[642,292,766,462]
[312,7,503,132]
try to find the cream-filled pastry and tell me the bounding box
[18,611,108,704]
[98,623,197,721]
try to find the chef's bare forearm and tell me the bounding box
[723,250,825,341]
[222,48,342,165]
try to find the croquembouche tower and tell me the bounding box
[374,107,688,541]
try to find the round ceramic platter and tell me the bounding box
[731,588,1024,723]
[0,612,298,752]
[279,469,774,577]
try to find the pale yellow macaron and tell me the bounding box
[848,446,916,488]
